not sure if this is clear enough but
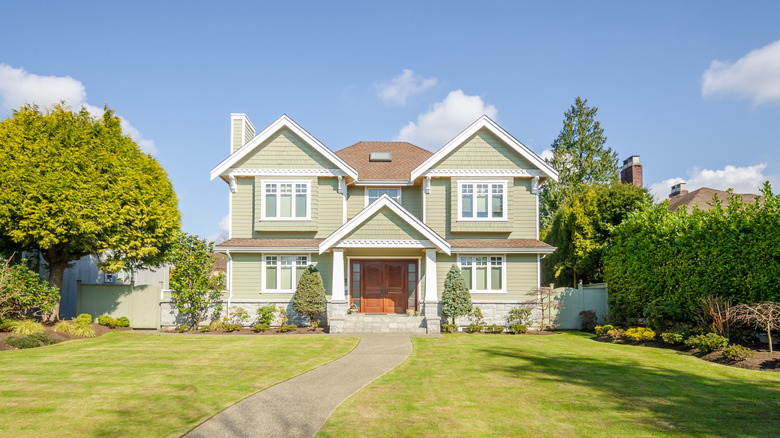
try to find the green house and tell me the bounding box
[204,114,557,333]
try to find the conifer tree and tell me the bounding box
[441,264,472,324]
[292,265,326,327]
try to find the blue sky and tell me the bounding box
[1,1,779,241]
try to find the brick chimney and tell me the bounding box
[669,182,688,198]
[620,155,642,187]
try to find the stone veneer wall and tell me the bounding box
[160,299,324,328]
[449,300,541,330]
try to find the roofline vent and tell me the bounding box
[369,152,392,162]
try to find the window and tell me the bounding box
[366,187,401,205]
[262,181,310,220]
[459,255,505,293]
[264,255,309,292]
[458,181,507,220]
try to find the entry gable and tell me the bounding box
[319,195,450,254]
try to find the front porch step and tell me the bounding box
[342,314,428,334]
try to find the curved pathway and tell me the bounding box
[184,334,413,438]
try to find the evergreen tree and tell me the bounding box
[540,97,619,229]
[441,265,472,324]
[292,265,326,327]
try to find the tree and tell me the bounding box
[543,183,651,286]
[168,233,225,331]
[441,265,472,324]
[540,97,619,229]
[292,265,326,328]
[734,302,780,353]
[0,103,181,320]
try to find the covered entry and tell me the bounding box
[350,259,418,314]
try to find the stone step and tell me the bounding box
[342,314,428,334]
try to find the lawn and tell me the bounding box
[319,332,780,437]
[0,332,358,437]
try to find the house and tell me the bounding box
[667,183,760,213]
[172,114,557,333]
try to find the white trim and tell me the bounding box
[212,114,358,181]
[346,256,422,310]
[457,254,507,294]
[261,254,309,294]
[450,247,555,254]
[424,169,547,178]
[410,115,558,182]
[226,250,233,311]
[364,186,402,207]
[424,249,437,302]
[338,239,436,248]
[537,254,541,289]
[227,168,346,177]
[331,249,345,301]
[457,180,508,222]
[534,177,540,240]
[319,194,450,255]
[214,246,318,253]
[421,181,427,223]
[228,188,233,239]
[340,177,347,224]
[260,180,312,221]
[228,175,237,193]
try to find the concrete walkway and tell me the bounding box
[184,334,414,438]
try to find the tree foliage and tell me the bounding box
[544,183,651,286]
[603,183,780,322]
[292,265,326,326]
[0,256,59,321]
[0,103,181,319]
[540,97,619,229]
[441,265,472,324]
[168,233,225,331]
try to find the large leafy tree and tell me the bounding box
[0,103,181,320]
[540,97,619,229]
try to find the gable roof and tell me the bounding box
[667,187,761,213]
[210,114,358,181]
[336,141,433,181]
[410,115,558,181]
[319,194,450,254]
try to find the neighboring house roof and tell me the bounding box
[667,187,760,213]
[210,252,227,273]
[410,115,559,181]
[335,141,433,182]
[449,239,555,254]
[215,238,323,252]
[210,114,358,181]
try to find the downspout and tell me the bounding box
[226,250,233,312]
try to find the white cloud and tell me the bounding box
[540,149,553,161]
[396,90,498,150]
[210,215,230,245]
[0,63,157,155]
[649,163,778,201]
[701,39,780,105]
[375,69,437,106]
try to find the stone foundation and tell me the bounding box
[160,299,321,329]
[448,301,541,331]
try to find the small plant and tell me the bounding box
[441,323,458,333]
[722,344,754,362]
[224,306,250,327]
[10,319,45,335]
[660,331,685,345]
[625,327,656,341]
[199,326,211,333]
[53,320,76,334]
[178,324,190,332]
[485,324,504,334]
[72,323,96,338]
[74,313,93,326]
[509,323,528,334]
[579,310,598,332]
[116,317,130,327]
[277,323,297,333]
[224,323,243,332]
[594,325,615,337]
[507,308,532,334]
[277,306,289,326]
[0,320,13,332]
[310,319,319,330]
[256,304,275,326]
[606,328,625,341]
[685,333,728,353]
[253,322,270,333]
[4,332,55,349]
[209,320,227,332]
[97,315,118,328]
[466,307,485,333]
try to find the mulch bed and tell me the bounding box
[0,323,112,351]
[162,327,327,335]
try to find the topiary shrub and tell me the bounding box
[722,344,754,362]
[277,323,297,333]
[594,324,615,337]
[116,317,130,328]
[10,319,45,335]
[74,313,92,326]
[441,323,458,333]
[685,333,728,353]
[625,327,656,341]
[292,265,327,328]
[579,310,598,332]
[441,265,472,325]
[253,322,270,333]
[256,304,275,326]
[97,315,118,328]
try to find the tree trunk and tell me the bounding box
[42,248,69,323]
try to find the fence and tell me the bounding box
[553,283,609,329]
[76,281,162,328]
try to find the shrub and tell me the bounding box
[722,344,754,362]
[178,324,190,332]
[485,324,504,334]
[644,299,684,332]
[685,333,728,353]
[74,313,92,326]
[10,319,45,335]
[209,320,227,332]
[224,323,242,332]
[72,323,96,338]
[660,331,685,345]
[466,307,484,333]
[507,308,532,334]
[4,332,55,349]
[53,321,75,334]
[224,306,250,327]
[310,319,319,330]
[441,323,458,333]
[277,323,297,333]
[276,306,289,326]
[292,265,327,327]
[0,320,12,332]
[606,328,625,340]
[579,310,598,332]
[199,326,211,333]
[116,317,130,328]
[594,325,615,337]
[253,322,270,333]
[441,265,472,324]
[97,315,118,328]
[0,256,60,321]
[256,304,275,326]
[508,323,528,334]
[625,327,656,341]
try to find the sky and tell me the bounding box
[1,1,779,242]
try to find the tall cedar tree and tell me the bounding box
[441,264,472,324]
[168,233,225,331]
[540,97,619,230]
[0,104,180,320]
[292,265,326,326]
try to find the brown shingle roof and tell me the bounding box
[667,188,760,213]
[335,141,432,181]
[448,239,554,249]
[216,238,323,248]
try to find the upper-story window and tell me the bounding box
[366,187,401,206]
[458,181,507,221]
[262,180,310,220]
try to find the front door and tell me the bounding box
[353,260,415,314]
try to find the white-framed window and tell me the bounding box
[261,180,310,220]
[263,255,309,292]
[458,255,505,293]
[458,181,507,221]
[365,187,401,206]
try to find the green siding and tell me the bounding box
[315,178,345,237]
[346,185,364,219]
[426,178,450,237]
[232,119,244,153]
[243,123,254,146]
[343,208,426,241]
[429,129,535,170]
[401,186,423,220]
[254,176,318,233]
[436,254,538,301]
[230,253,262,299]
[231,177,255,239]
[234,128,334,169]
[446,178,537,238]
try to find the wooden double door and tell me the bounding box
[351,260,417,314]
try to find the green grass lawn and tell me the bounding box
[319,332,780,438]
[0,332,358,438]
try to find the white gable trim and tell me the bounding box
[410,115,558,182]
[319,194,450,255]
[211,114,358,181]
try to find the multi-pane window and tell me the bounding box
[263,181,309,219]
[367,188,401,205]
[459,255,504,292]
[264,255,309,292]
[459,181,506,220]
